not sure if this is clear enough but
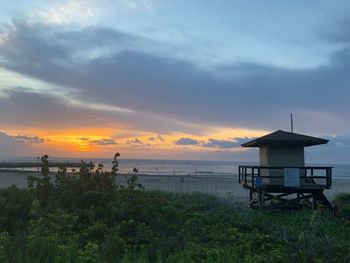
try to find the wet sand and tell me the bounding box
[0,171,349,204]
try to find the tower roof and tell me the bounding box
[241,130,328,148]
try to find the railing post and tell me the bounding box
[238,166,241,183]
[326,168,332,188]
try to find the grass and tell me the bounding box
[1,189,350,262]
[0,155,350,262]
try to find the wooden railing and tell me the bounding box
[238,166,333,190]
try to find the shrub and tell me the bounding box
[334,193,350,220]
[0,185,32,234]
[0,154,349,262]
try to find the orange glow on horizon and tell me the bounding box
[1,126,269,158]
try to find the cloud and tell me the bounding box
[157,135,165,141]
[148,135,165,142]
[90,138,117,145]
[0,131,44,157]
[1,20,350,146]
[130,138,143,144]
[318,18,350,44]
[0,131,30,157]
[13,135,44,144]
[118,0,154,12]
[0,87,201,134]
[305,133,350,164]
[1,20,350,137]
[175,138,199,146]
[331,134,350,147]
[35,0,95,25]
[203,137,251,149]
[1,3,350,163]
[174,136,252,148]
[127,138,145,147]
[77,137,90,141]
[0,88,114,129]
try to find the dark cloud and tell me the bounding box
[134,138,142,144]
[148,135,165,142]
[0,20,349,136]
[0,88,116,129]
[0,131,32,157]
[203,137,251,149]
[318,19,350,44]
[0,130,44,158]
[90,138,117,146]
[0,20,350,143]
[173,136,252,148]
[13,135,44,144]
[0,88,201,134]
[305,134,350,164]
[78,137,90,141]
[127,138,145,147]
[175,138,199,146]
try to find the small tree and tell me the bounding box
[27,154,54,210]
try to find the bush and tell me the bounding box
[0,185,32,234]
[335,193,350,202]
[334,193,350,220]
[0,154,349,262]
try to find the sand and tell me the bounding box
[0,171,349,204]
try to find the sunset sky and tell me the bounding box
[1,0,350,163]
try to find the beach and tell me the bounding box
[1,170,349,205]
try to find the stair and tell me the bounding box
[313,191,333,210]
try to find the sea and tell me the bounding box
[0,157,349,180]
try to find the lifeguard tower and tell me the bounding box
[238,130,333,210]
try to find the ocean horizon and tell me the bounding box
[1,156,349,180]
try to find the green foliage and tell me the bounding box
[27,154,54,211]
[0,185,32,234]
[1,154,350,262]
[335,193,350,202]
[334,193,350,220]
[0,232,11,263]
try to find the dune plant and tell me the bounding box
[0,154,350,262]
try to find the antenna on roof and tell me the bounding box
[290,113,294,133]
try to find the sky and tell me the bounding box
[0,0,350,163]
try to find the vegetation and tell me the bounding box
[334,193,350,221]
[0,154,350,262]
